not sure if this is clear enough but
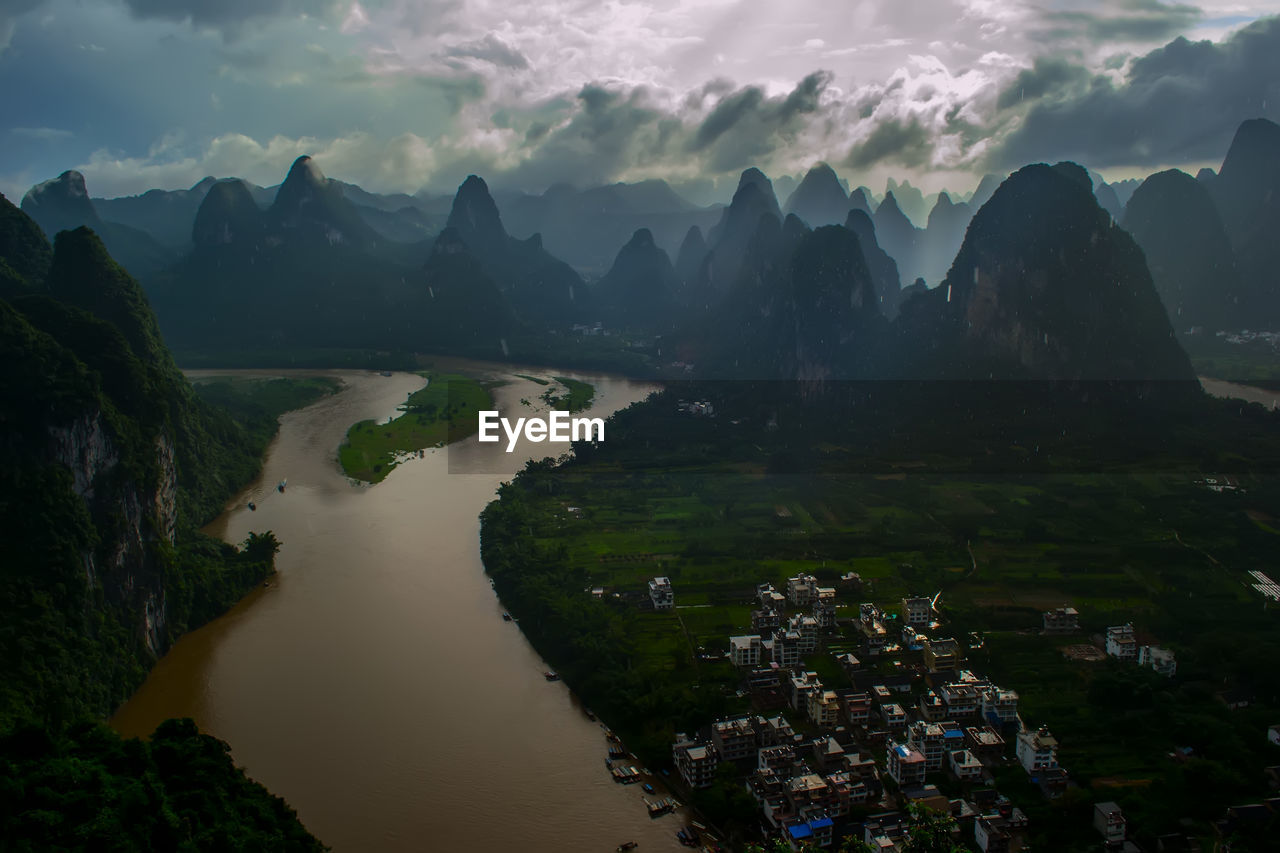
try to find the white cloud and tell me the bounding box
[4,0,1273,202]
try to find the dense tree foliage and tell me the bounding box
[0,719,326,851]
[0,194,325,846]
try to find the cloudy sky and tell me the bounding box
[1,0,1278,203]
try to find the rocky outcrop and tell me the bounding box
[897,162,1194,381]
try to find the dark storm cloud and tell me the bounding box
[692,87,765,150]
[490,72,833,191]
[444,33,529,70]
[500,84,671,188]
[995,58,1090,111]
[995,15,1280,170]
[845,117,933,169]
[1034,0,1202,44]
[689,71,831,153]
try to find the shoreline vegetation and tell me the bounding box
[338,371,495,483]
[2,369,336,847]
[542,375,596,412]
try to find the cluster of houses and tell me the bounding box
[671,574,1078,851]
[676,399,716,417]
[1105,623,1177,677]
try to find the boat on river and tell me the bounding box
[277,479,287,493]
[617,843,638,852]
[543,670,560,681]
[644,796,676,817]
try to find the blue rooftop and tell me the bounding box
[810,817,834,829]
[788,824,813,840]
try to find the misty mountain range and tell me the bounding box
[12,117,1280,381]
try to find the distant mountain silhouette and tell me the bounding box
[419,227,515,347]
[94,177,220,247]
[692,214,887,378]
[848,187,874,219]
[701,168,785,293]
[872,191,922,283]
[269,156,380,249]
[918,192,972,285]
[442,174,584,326]
[1094,182,1124,221]
[499,180,715,275]
[1123,169,1241,332]
[593,228,679,329]
[21,171,173,276]
[885,178,927,226]
[1108,178,1141,208]
[674,225,708,291]
[0,191,53,296]
[1210,118,1280,324]
[897,162,1193,381]
[968,174,1002,211]
[191,180,265,247]
[844,209,902,318]
[784,163,849,227]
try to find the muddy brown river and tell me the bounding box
[111,361,685,851]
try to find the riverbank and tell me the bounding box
[111,366,680,852]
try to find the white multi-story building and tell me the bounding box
[787,573,819,606]
[886,740,927,788]
[788,614,820,654]
[938,683,981,718]
[711,717,757,762]
[729,635,764,668]
[1016,726,1060,775]
[907,720,947,771]
[649,576,674,610]
[980,686,1019,725]
[752,607,783,635]
[902,596,933,626]
[808,690,840,729]
[1042,606,1080,633]
[790,671,823,710]
[673,734,718,789]
[768,630,804,668]
[1105,624,1137,661]
[950,749,983,781]
[1094,802,1126,848]
[813,587,838,628]
[881,703,908,730]
[1138,644,1177,677]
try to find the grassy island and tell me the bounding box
[339,372,494,482]
[540,375,596,412]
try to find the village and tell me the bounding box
[646,573,1203,852]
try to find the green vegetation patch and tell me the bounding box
[339,372,493,483]
[192,376,340,425]
[541,376,595,412]
[0,718,325,850]
[481,386,1280,847]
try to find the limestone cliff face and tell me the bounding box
[46,408,178,658]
